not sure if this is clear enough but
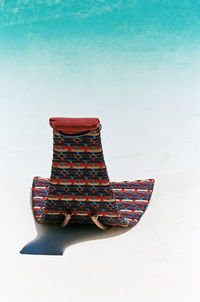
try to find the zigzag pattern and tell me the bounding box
[32,126,155,227]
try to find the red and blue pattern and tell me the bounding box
[32,126,155,227]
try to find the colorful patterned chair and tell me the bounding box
[32,118,155,230]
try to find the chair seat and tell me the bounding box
[32,176,155,227]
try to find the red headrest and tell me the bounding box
[49,117,100,134]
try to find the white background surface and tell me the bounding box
[1,66,200,301]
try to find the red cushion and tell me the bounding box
[49,117,100,134]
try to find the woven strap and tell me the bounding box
[32,118,155,229]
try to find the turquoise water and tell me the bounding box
[0,1,200,136]
[0,1,200,186]
[1,1,200,66]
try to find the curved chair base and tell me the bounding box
[59,213,72,228]
[90,214,111,230]
[32,176,155,229]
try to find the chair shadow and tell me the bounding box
[20,190,131,255]
[20,222,131,255]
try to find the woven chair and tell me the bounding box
[32,118,155,230]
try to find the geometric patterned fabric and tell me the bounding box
[32,124,155,227]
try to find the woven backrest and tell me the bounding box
[42,121,127,226]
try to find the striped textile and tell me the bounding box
[32,126,155,227]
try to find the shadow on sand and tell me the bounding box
[20,188,131,255]
[20,222,130,255]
